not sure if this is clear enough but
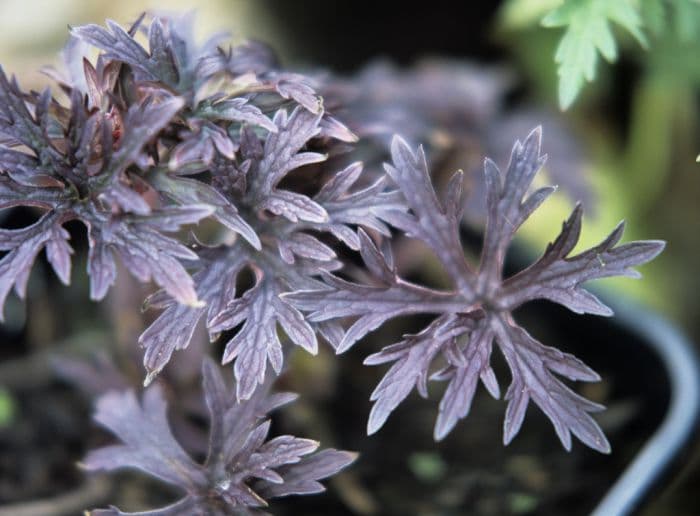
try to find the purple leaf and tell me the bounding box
[208,269,319,400]
[312,163,407,250]
[82,385,206,487]
[285,235,464,353]
[84,359,355,514]
[202,97,277,132]
[72,17,178,86]
[498,204,665,315]
[140,252,246,385]
[82,205,209,305]
[492,316,610,453]
[384,135,475,294]
[153,173,260,249]
[290,127,663,451]
[0,211,74,320]
[275,75,322,114]
[247,107,325,206]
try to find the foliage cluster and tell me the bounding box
[0,13,663,513]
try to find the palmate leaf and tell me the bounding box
[208,267,318,400]
[246,107,327,222]
[287,231,466,354]
[0,212,72,321]
[83,359,356,515]
[289,127,664,451]
[311,162,404,249]
[152,173,261,249]
[139,239,334,397]
[82,205,213,305]
[71,16,179,87]
[542,0,647,109]
[383,136,475,293]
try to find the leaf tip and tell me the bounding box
[143,370,158,387]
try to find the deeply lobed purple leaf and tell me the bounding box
[82,205,210,306]
[0,211,75,320]
[498,204,665,315]
[85,359,355,514]
[83,385,206,487]
[140,249,246,385]
[384,136,475,294]
[71,17,173,85]
[492,317,609,453]
[288,128,663,451]
[208,268,318,400]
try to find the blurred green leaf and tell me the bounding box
[407,451,447,483]
[542,0,648,109]
[640,0,667,35]
[509,492,539,513]
[0,387,15,428]
[641,0,700,41]
[671,0,700,41]
[499,0,563,29]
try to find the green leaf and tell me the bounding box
[407,451,447,482]
[640,0,667,36]
[0,387,15,428]
[671,0,700,41]
[499,0,564,29]
[542,0,648,109]
[641,0,700,41]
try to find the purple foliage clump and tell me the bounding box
[0,10,666,514]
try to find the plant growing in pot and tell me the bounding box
[0,12,668,515]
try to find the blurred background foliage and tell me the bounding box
[0,0,699,513]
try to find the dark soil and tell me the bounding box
[0,379,89,504]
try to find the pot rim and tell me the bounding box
[592,291,700,515]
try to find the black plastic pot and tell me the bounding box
[591,294,700,515]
